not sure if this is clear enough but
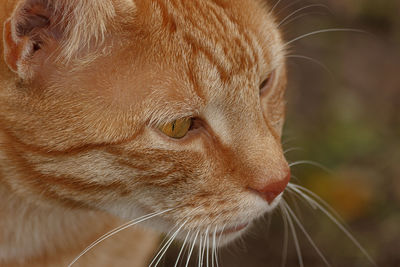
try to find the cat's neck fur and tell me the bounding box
[0,166,159,266]
[0,178,106,264]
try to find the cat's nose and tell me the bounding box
[249,170,291,204]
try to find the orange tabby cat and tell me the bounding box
[0,0,289,266]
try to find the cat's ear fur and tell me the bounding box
[3,0,119,79]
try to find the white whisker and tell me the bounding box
[68,208,173,267]
[152,223,182,264]
[278,4,330,28]
[215,223,228,267]
[198,234,203,267]
[206,227,210,267]
[201,232,207,267]
[288,183,343,222]
[273,0,303,17]
[212,226,217,267]
[282,137,298,146]
[283,201,331,267]
[216,223,226,267]
[174,230,191,267]
[283,147,303,155]
[289,160,332,173]
[185,230,199,267]
[287,187,303,219]
[279,12,327,29]
[286,55,334,78]
[150,229,178,267]
[281,202,304,267]
[150,218,189,267]
[216,223,227,248]
[280,203,289,267]
[269,0,284,14]
[288,185,377,266]
[284,28,366,47]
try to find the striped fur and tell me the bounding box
[0,0,288,266]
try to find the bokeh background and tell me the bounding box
[162,0,400,266]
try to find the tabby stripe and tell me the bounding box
[183,33,230,82]
[0,123,144,156]
[191,0,257,73]
[168,0,234,81]
[152,0,177,34]
[117,159,177,181]
[186,57,206,101]
[201,1,229,36]
[2,137,131,204]
[208,0,261,70]
[186,0,229,42]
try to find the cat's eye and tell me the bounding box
[158,117,193,139]
[259,72,274,95]
[259,77,270,95]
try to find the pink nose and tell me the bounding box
[250,171,291,204]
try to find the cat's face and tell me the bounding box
[2,0,288,245]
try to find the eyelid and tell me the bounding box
[259,70,275,96]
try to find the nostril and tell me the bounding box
[249,171,291,204]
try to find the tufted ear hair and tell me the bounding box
[3,0,117,79]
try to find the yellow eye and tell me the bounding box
[158,117,192,139]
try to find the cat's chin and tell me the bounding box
[165,221,251,248]
[102,190,286,249]
[206,222,251,247]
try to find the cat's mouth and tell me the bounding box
[213,223,249,236]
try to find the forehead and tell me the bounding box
[128,0,283,90]
[94,0,285,124]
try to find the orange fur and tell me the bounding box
[0,0,289,266]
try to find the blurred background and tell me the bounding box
[163,0,400,266]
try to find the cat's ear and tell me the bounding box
[3,0,117,79]
[3,1,54,78]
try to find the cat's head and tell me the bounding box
[1,0,288,244]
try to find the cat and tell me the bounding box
[0,0,291,266]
